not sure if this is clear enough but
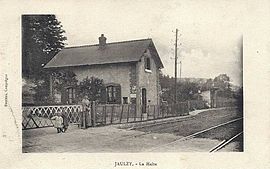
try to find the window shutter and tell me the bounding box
[147,58,151,70]
[115,86,121,104]
[144,57,147,69]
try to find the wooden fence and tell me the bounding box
[216,98,238,108]
[22,105,82,130]
[189,100,207,110]
[188,99,238,110]
[22,102,189,129]
[93,102,189,126]
[22,98,237,129]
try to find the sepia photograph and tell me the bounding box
[22,10,243,153]
[1,0,270,169]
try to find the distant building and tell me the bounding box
[199,88,219,108]
[200,90,211,103]
[44,34,164,114]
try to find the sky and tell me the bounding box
[57,0,244,86]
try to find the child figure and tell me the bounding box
[51,112,64,133]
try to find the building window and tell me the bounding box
[106,85,121,104]
[123,97,128,104]
[67,87,76,104]
[145,57,151,70]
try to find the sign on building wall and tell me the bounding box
[130,94,136,98]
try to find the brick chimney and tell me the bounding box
[98,34,107,49]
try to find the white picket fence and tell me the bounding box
[22,105,82,130]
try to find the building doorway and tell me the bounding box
[142,88,147,113]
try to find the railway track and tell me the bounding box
[114,116,198,141]
[209,132,243,152]
[107,108,243,150]
[127,116,197,130]
[146,117,243,152]
[128,112,237,133]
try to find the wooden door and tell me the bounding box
[142,88,147,113]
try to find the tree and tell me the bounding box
[22,15,67,105]
[159,72,174,90]
[77,76,105,103]
[52,70,78,92]
[213,74,232,98]
[30,70,78,105]
[161,81,200,103]
[159,72,201,103]
[22,15,67,78]
[201,78,213,91]
[213,74,231,90]
[177,82,200,101]
[233,87,243,112]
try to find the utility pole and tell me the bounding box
[174,28,178,104]
[179,60,182,83]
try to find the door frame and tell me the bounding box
[141,88,147,114]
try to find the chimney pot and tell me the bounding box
[99,34,107,49]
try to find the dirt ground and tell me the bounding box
[22,108,243,153]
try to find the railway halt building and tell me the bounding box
[44,34,164,119]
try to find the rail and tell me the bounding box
[146,117,243,152]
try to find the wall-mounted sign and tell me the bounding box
[130,94,136,98]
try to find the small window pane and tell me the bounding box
[106,85,121,104]
[146,57,151,70]
[123,97,128,104]
[67,88,76,103]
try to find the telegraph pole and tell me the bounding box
[179,60,182,83]
[174,28,178,104]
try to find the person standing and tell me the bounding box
[61,112,69,132]
[81,96,90,129]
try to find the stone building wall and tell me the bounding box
[70,63,132,104]
[136,49,159,106]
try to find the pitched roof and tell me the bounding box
[44,38,163,69]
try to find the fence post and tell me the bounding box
[134,104,137,122]
[111,105,114,124]
[140,104,143,121]
[157,105,160,118]
[92,101,96,127]
[81,110,86,129]
[120,105,123,123]
[102,105,105,125]
[161,105,164,118]
[104,105,107,125]
[186,102,189,115]
[172,104,175,116]
[187,101,190,112]
[127,104,130,123]
[153,105,156,119]
[147,105,150,120]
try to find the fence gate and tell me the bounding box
[22,105,82,130]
